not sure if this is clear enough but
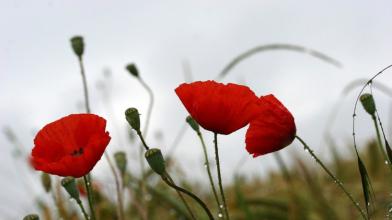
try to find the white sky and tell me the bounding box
[1,0,392,219]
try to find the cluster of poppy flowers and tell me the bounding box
[175,80,296,157]
[30,80,295,178]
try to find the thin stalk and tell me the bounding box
[78,57,91,113]
[77,56,124,220]
[83,175,96,220]
[104,153,125,220]
[197,131,221,212]
[137,131,150,150]
[51,189,66,219]
[166,174,197,220]
[295,135,367,220]
[76,198,90,220]
[137,77,154,220]
[372,115,389,162]
[161,173,214,220]
[214,133,230,220]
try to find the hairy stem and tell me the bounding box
[166,174,197,220]
[83,175,96,220]
[214,133,230,220]
[197,131,221,212]
[295,135,367,220]
[76,198,90,220]
[162,173,214,220]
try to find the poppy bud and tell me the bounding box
[114,151,127,175]
[186,116,200,133]
[125,63,139,78]
[145,148,166,175]
[360,93,376,115]
[40,172,51,193]
[23,214,39,220]
[70,36,84,57]
[125,108,141,131]
[61,177,80,200]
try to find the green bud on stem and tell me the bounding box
[125,63,139,78]
[360,93,376,115]
[125,108,141,131]
[40,172,51,193]
[114,151,127,176]
[61,177,80,200]
[70,36,84,57]
[145,148,166,175]
[186,116,200,133]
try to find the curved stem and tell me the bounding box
[214,133,230,220]
[166,174,197,220]
[162,174,214,220]
[197,131,221,212]
[295,135,367,220]
[104,153,125,220]
[76,198,90,220]
[138,77,154,137]
[83,175,96,220]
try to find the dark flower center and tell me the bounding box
[71,147,84,157]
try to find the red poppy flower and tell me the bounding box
[31,114,111,177]
[175,80,259,135]
[245,95,296,157]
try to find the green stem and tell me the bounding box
[161,173,214,220]
[166,173,197,220]
[372,115,389,163]
[78,57,91,114]
[76,198,90,220]
[137,131,150,150]
[197,131,222,212]
[295,135,367,220]
[104,153,125,220]
[137,77,154,220]
[83,175,96,220]
[214,133,230,220]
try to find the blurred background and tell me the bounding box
[2,0,392,219]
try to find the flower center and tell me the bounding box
[71,147,84,157]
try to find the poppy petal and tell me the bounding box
[175,80,259,135]
[31,114,111,177]
[245,95,296,157]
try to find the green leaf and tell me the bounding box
[357,157,374,217]
[385,139,392,164]
[216,44,342,80]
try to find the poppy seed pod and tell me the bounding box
[61,177,80,200]
[41,172,51,193]
[114,151,127,175]
[70,36,84,57]
[126,63,139,78]
[23,214,39,220]
[186,116,200,133]
[360,93,376,115]
[145,148,166,175]
[125,108,141,131]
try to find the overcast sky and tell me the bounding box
[2,0,392,219]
